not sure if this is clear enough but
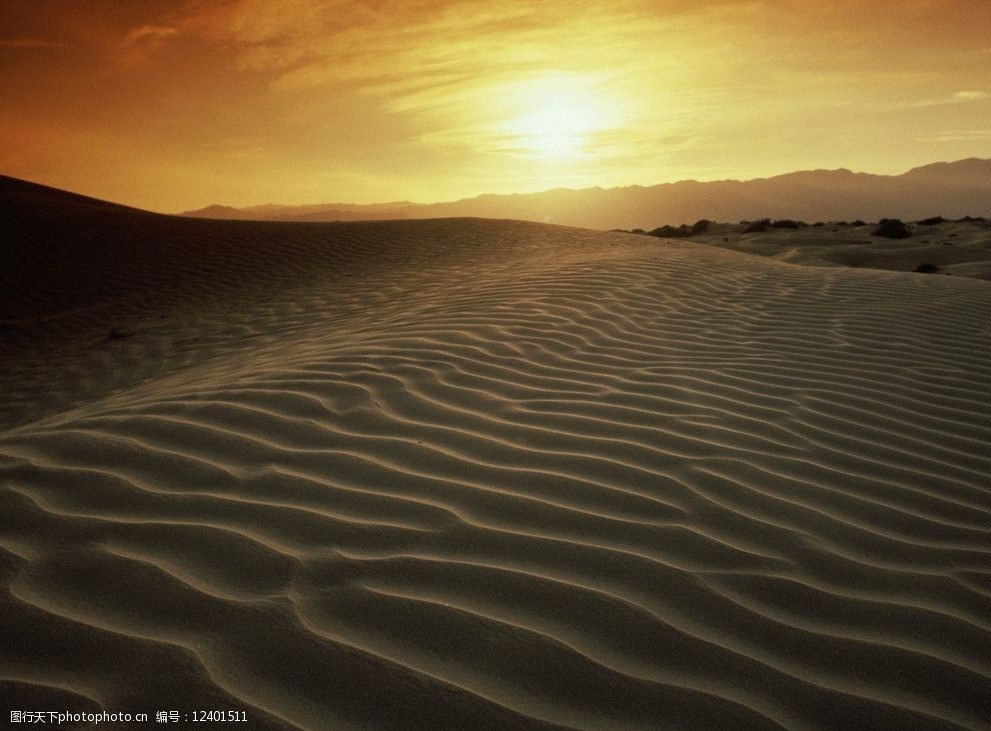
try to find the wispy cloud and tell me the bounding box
[118,24,179,64]
[921,129,991,143]
[898,90,991,109]
[952,90,990,101]
[125,0,748,161]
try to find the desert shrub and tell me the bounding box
[631,228,645,234]
[770,219,802,229]
[850,220,866,227]
[915,263,940,273]
[649,222,713,238]
[872,219,911,239]
[958,215,986,222]
[813,222,825,227]
[917,216,946,225]
[742,218,771,233]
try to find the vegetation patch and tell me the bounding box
[872,219,911,239]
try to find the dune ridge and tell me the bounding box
[2,178,991,729]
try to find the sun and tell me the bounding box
[498,74,614,159]
[506,104,591,157]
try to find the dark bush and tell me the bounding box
[915,263,940,273]
[850,220,866,227]
[813,222,825,227]
[958,215,986,222]
[631,228,645,234]
[649,225,688,238]
[770,219,802,229]
[649,221,713,238]
[872,219,911,239]
[742,218,771,233]
[917,216,946,225]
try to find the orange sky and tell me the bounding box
[1,0,989,212]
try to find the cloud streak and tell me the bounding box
[899,90,991,109]
[118,24,179,64]
[139,0,751,160]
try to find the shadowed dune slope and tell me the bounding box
[2,177,991,729]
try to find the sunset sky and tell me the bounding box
[2,0,989,212]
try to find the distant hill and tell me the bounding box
[180,159,991,229]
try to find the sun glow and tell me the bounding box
[498,74,617,159]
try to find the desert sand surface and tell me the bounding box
[673,219,991,281]
[3,175,991,729]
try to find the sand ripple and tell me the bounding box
[2,179,991,728]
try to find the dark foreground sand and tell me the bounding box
[2,177,991,729]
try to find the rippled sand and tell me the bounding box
[2,177,991,729]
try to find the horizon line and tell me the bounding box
[2,156,987,216]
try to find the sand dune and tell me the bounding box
[3,177,991,729]
[680,219,991,281]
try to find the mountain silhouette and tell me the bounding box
[173,158,984,229]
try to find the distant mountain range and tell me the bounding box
[185,157,987,230]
